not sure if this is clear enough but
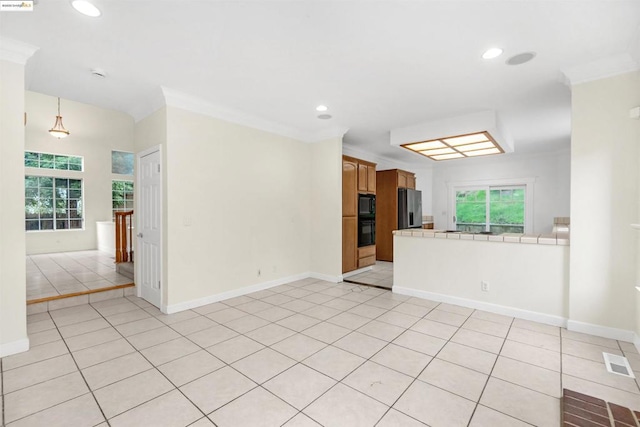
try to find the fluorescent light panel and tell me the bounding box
[401,131,504,161]
[407,140,445,151]
[419,147,456,156]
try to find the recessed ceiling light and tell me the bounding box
[402,131,504,161]
[482,47,503,59]
[317,114,332,120]
[506,52,537,66]
[316,105,328,112]
[71,0,101,17]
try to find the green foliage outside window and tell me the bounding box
[112,180,134,220]
[25,151,82,171]
[456,187,525,233]
[25,176,83,231]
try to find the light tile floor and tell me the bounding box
[3,278,640,426]
[26,251,133,301]
[344,261,393,289]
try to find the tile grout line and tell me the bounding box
[50,309,112,427]
[174,281,400,425]
[370,302,447,426]
[2,312,111,426]
[13,283,492,425]
[464,313,517,427]
[13,276,638,426]
[256,284,411,426]
[90,302,215,424]
[192,281,389,424]
[27,251,132,302]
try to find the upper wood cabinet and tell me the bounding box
[407,173,416,190]
[342,158,358,217]
[366,165,376,193]
[397,172,407,189]
[357,160,376,194]
[397,170,416,189]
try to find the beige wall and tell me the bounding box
[0,60,28,356]
[24,91,135,254]
[570,71,640,332]
[310,137,343,279]
[163,106,321,308]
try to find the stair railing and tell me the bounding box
[115,210,134,263]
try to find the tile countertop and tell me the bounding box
[393,229,570,246]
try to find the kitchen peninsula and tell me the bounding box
[392,229,570,325]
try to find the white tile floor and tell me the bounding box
[344,261,393,289]
[26,251,133,301]
[3,278,640,426]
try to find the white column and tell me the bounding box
[0,37,38,357]
[568,67,640,339]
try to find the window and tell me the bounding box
[25,151,83,171]
[25,176,83,231]
[449,178,534,233]
[112,180,134,220]
[112,151,134,175]
[455,186,525,233]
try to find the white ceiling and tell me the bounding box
[1,1,639,165]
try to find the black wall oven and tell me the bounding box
[358,194,376,247]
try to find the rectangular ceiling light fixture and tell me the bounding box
[401,131,504,161]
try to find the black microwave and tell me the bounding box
[358,194,375,218]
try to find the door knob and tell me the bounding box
[137,233,143,238]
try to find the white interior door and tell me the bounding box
[137,148,162,308]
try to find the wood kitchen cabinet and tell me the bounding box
[357,161,376,194]
[342,158,358,217]
[375,169,416,261]
[343,155,376,273]
[342,217,358,273]
[358,245,376,268]
[396,170,415,189]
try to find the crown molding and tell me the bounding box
[561,53,639,86]
[159,86,346,143]
[342,143,417,170]
[0,37,38,65]
[306,126,349,143]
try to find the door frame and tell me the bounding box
[135,145,163,310]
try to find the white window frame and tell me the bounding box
[111,150,135,175]
[24,150,84,172]
[447,177,535,233]
[25,175,85,232]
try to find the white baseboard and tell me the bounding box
[393,286,567,328]
[310,272,342,283]
[342,266,373,279]
[393,286,639,343]
[567,320,635,343]
[163,271,338,314]
[0,337,30,358]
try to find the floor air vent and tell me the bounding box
[603,352,635,378]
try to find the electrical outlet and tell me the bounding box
[481,281,489,292]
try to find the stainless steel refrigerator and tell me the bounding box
[398,188,422,229]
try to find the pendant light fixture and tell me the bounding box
[49,97,70,139]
